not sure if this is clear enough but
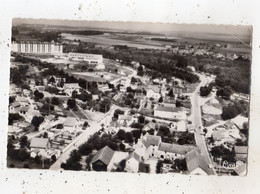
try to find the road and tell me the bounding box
[49,104,116,170]
[191,74,216,175]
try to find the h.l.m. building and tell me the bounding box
[68,52,104,70]
[11,41,63,54]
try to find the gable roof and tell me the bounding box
[234,146,248,154]
[155,105,176,112]
[90,146,115,166]
[63,117,77,127]
[19,106,30,112]
[224,120,235,128]
[212,130,226,141]
[148,85,160,93]
[11,101,21,108]
[46,114,55,121]
[158,142,195,155]
[234,163,247,176]
[126,152,141,162]
[64,83,81,89]
[146,135,161,146]
[185,149,213,175]
[30,138,49,149]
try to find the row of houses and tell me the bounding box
[89,134,211,175]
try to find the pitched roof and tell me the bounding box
[63,117,77,127]
[126,152,141,162]
[11,101,21,108]
[212,130,226,141]
[141,139,149,148]
[90,146,114,166]
[224,120,235,128]
[234,146,248,154]
[185,149,212,175]
[18,97,29,103]
[46,114,55,121]
[158,142,195,155]
[64,83,81,89]
[146,135,161,146]
[30,138,48,149]
[148,85,160,93]
[234,163,247,176]
[155,105,176,112]
[19,106,30,112]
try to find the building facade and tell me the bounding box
[11,41,63,54]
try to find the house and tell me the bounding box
[9,101,21,113]
[234,146,248,161]
[146,85,161,100]
[185,149,212,175]
[46,114,55,122]
[63,83,81,96]
[157,142,195,160]
[63,117,78,132]
[118,114,132,126]
[154,105,186,120]
[17,97,30,107]
[172,87,183,95]
[138,134,162,159]
[19,106,30,115]
[90,146,115,171]
[142,121,158,131]
[231,115,248,130]
[177,120,186,132]
[30,138,49,151]
[138,163,150,173]
[234,163,247,176]
[125,152,141,173]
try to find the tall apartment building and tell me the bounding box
[11,41,63,54]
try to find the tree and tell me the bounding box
[51,97,60,105]
[43,132,48,138]
[18,148,30,161]
[20,135,28,148]
[176,56,188,69]
[67,98,77,109]
[114,109,124,119]
[158,126,170,136]
[172,159,187,171]
[138,115,145,124]
[217,86,233,100]
[99,99,111,113]
[31,116,44,131]
[51,155,57,162]
[116,129,126,141]
[156,160,163,173]
[34,89,44,100]
[125,132,133,143]
[137,65,144,76]
[200,85,212,97]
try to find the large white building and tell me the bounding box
[11,41,63,54]
[68,52,104,70]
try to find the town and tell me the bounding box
[7,21,251,176]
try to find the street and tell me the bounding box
[191,74,216,175]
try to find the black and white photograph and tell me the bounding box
[7,18,251,176]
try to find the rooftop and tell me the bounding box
[30,138,49,149]
[185,149,213,175]
[148,85,160,93]
[155,105,176,112]
[90,146,115,166]
[63,117,77,127]
[234,146,248,154]
[158,142,195,155]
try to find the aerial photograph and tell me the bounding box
[7,18,251,176]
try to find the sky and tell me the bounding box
[13,18,252,37]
